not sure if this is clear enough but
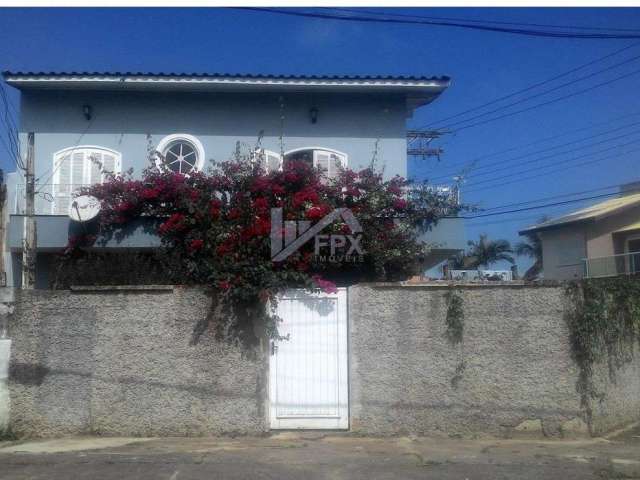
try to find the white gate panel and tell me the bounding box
[269,288,348,429]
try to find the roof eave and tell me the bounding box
[3,73,450,93]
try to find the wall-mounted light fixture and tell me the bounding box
[309,106,319,124]
[82,104,92,121]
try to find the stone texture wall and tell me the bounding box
[348,284,640,437]
[8,287,267,437]
[0,339,9,434]
[4,284,639,438]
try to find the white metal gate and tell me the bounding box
[269,288,348,429]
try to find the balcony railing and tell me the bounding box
[12,184,92,215]
[583,251,640,278]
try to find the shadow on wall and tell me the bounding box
[9,362,254,398]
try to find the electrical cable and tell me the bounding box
[460,191,622,219]
[238,8,640,39]
[463,145,640,194]
[429,118,640,182]
[418,41,640,130]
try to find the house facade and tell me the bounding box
[1,71,465,288]
[519,182,640,280]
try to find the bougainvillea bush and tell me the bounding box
[65,151,463,342]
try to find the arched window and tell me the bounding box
[52,146,122,215]
[283,147,348,179]
[252,148,283,173]
[155,134,205,175]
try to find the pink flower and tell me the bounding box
[115,201,134,212]
[305,204,331,220]
[189,239,204,252]
[158,213,186,235]
[312,275,338,294]
[393,198,408,210]
[141,188,160,200]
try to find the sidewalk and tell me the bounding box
[0,427,639,479]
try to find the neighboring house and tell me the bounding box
[1,71,464,287]
[519,182,640,280]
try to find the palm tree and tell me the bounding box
[464,234,515,269]
[515,215,549,280]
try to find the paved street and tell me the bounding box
[0,427,639,479]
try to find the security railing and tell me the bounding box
[12,184,92,215]
[583,251,640,278]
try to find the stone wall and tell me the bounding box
[7,287,267,437]
[0,339,9,434]
[348,284,640,437]
[4,283,640,438]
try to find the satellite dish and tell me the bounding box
[69,195,101,222]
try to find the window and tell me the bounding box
[155,134,205,175]
[283,148,347,179]
[252,148,283,173]
[52,146,122,215]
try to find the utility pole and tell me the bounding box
[21,132,36,289]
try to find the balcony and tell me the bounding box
[583,251,640,278]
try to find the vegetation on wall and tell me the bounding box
[444,288,466,388]
[61,145,463,344]
[565,277,640,420]
[444,289,465,345]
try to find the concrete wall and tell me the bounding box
[7,287,267,437]
[348,284,640,437]
[0,339,9,433]
[5,284,639,438]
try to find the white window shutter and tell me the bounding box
[89,152,102,184]
[51,147,122,215]
[71,152,84,187]
[53,154,71,214]
[102,154,116,179]
[314,151,330,176]
[328,153,344,178]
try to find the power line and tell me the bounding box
[465,212,573,227]
[449,66,640,133]
[418,41,640,130]
[477,183,622,212]
[427,111,640,176]
[238,8,640,39]
[326,8,640,34]
[463,134,640,189]
[438,53,640,131]
[429,117,640,182]
[463,145,640,194]
[460,191,621,219]
[459,128,640,182]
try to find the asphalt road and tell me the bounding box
[1,428,639,479]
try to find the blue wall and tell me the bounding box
[18,90,409,184]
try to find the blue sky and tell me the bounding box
[1,7,640,273]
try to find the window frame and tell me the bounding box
[283,147,348,179]
[51,145,122,215]
[155,133,206,175]
[252,148,283,173]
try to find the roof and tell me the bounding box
[2,71,450,109]
[519,192,640,234]
[615,220,640,233]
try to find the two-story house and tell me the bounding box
[2,71,464,288]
